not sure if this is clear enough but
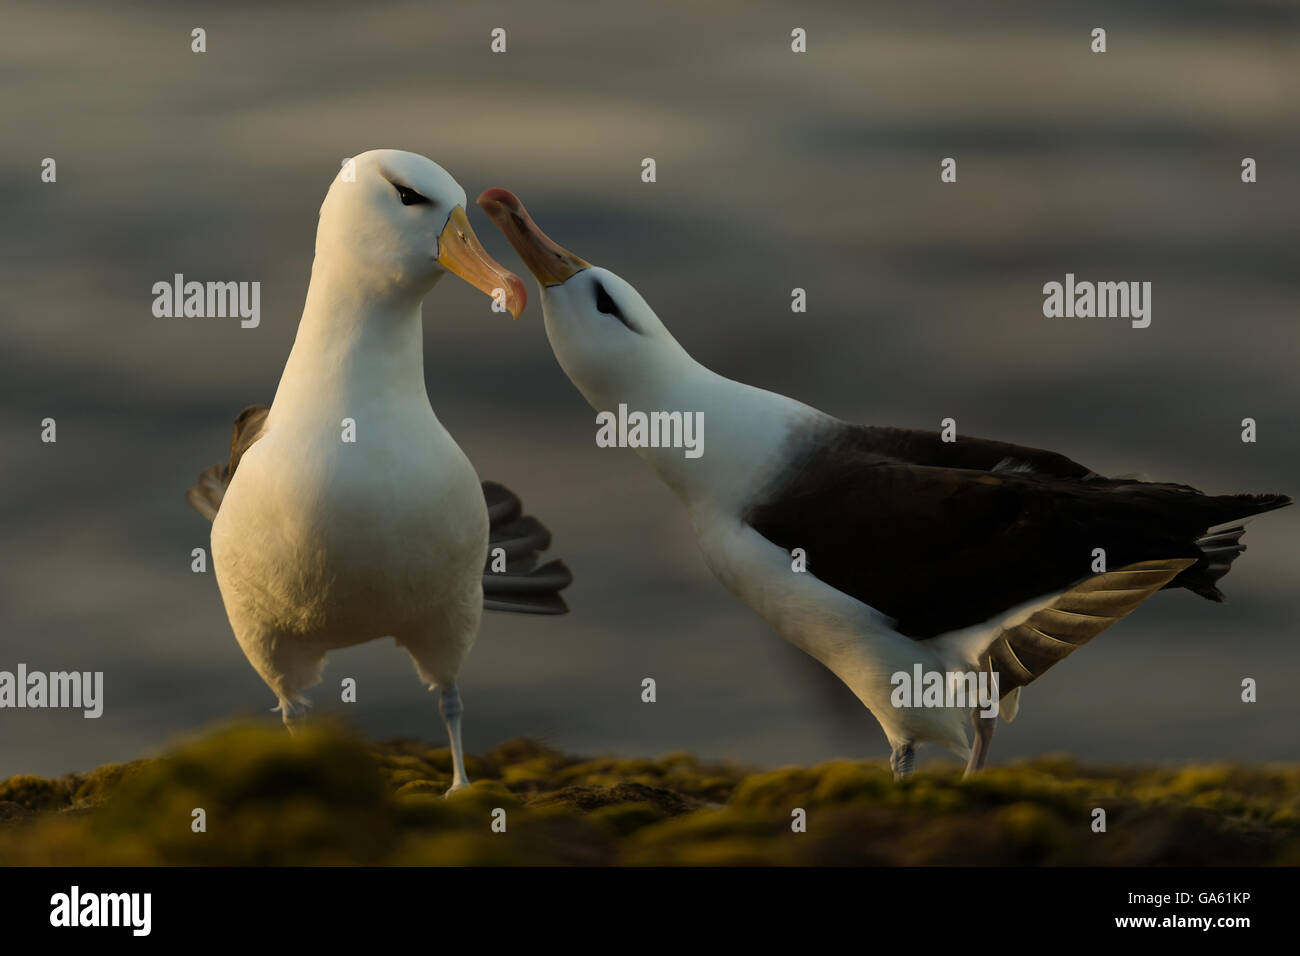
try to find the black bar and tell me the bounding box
[0,866,1287,941]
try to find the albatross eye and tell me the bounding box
[595,283,619,316]
[593,281,635,332]
[394,183,432,206]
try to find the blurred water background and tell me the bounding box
[2,0,1297,776]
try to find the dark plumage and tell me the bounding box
[481,481,573,614]
[746,421,1290,645]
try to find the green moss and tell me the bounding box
[811,761,892,805]
[623,809,790,865]
[1167,765,1237,795]
[0,724,1296,866]
[500,756,563,788]
[729,766,821,810]
[71,761,147,807]
[530,782,695,818]
[395,779,448,798]
[589,802,669,836]
[85,723,395,865]
[694,776,737,801]
[0,774,70,811]
[894,778,969,813]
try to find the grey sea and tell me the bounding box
[2,0,1297,777]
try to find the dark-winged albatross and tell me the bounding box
[479,187,1290,780]
[185,152,571,794]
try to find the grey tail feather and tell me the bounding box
[482,481,573,614]
[186,463,228,522]
[1179,493,1291,602]
[186,404,269,522]
[483,480,522,526]
[483,592,570,614]
[1184,525,1246,601]
[991,457,1038,475]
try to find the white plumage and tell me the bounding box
[195,150,531,793]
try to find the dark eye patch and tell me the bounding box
[594,281,637,332]
[393,183,432,206]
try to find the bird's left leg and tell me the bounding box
[396,588,481,798]
[439,682,471,796]
[398,630,476,798]
[277,696,312,736]
[963,707,996,778]
[889,742,915,781]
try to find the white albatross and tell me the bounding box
[479,187,1291,780]
[186,151,572,794]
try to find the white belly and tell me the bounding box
[211,406,488,652]
[691,507,971,754]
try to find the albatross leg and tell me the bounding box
[890,742,915,781]
[276,697,310,736]
[963,708,996,778]
[439,683,471,796]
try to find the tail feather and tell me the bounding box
[1176,493,1291,602]
[483,483,572,614]
[483,592,570,615]
[185,404,269,523]
[489,515,553,559]
[482,558,573,595]
[483,480,523,526]
[186,463,228,521]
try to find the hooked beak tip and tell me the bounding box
[477,188,590,287]
[503,274,526,318]
[435,204,527,318]
[477,187,521,216]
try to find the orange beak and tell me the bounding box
[477,188,590,287]
[436,205,527,318]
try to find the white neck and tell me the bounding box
[556,329,826,513]
[271,257,437,422]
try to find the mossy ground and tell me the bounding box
[1,723,1297,865]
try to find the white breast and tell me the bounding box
[690,500,973,757]
[211,386,488,653]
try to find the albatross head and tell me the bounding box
[477,187,685,405]
[316,150,525,317]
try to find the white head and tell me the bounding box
[477,188,688,408]
[316,150,524,315]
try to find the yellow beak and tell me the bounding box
[436,205,526,318]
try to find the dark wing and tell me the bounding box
[745,441,1278,640]
[482,481,573,615]
[854,425,1097,479]
[185,404,270,521]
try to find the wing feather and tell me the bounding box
[743,421,1268,639]
[986,558,1194,693]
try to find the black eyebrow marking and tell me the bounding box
[387,178,432,206]
[594,280,638,333]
